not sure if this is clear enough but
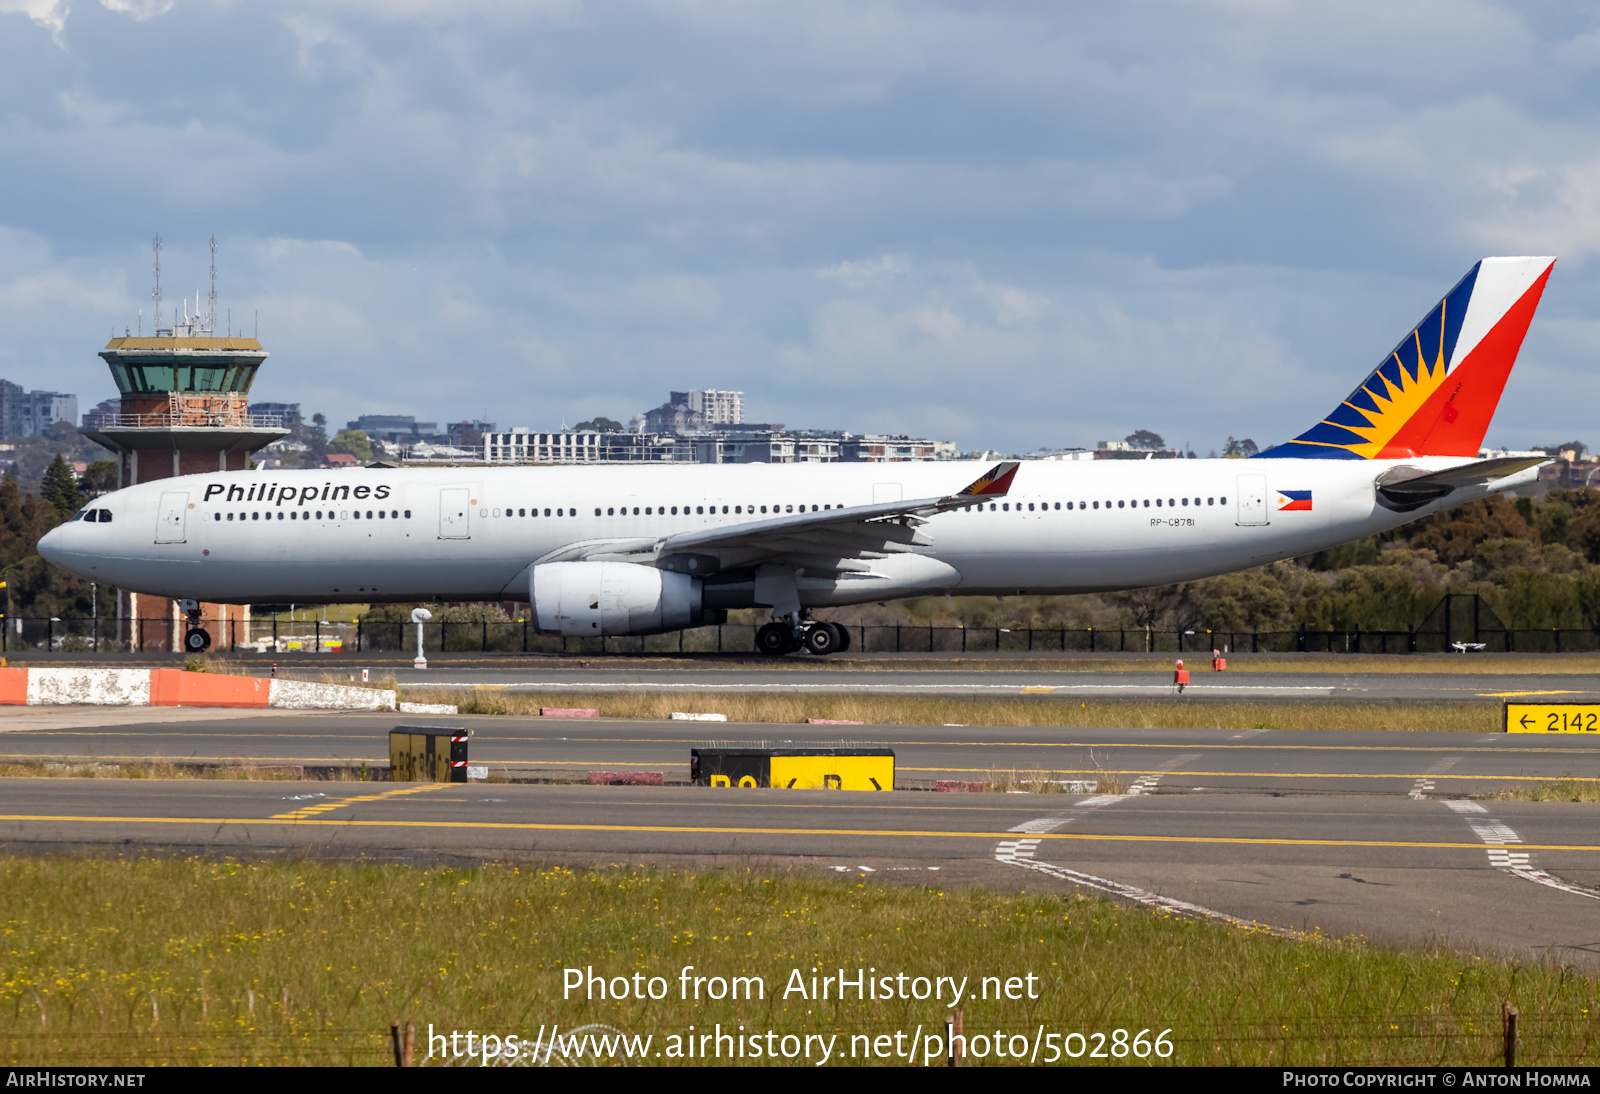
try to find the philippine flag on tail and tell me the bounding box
[1277,490,1313,512]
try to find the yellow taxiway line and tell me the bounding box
[1,813,1598,852]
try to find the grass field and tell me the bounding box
[397,686,1503,733]
[0,856,1594,1067]
[1486,780,1600,803]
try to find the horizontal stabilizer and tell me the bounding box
[1375,456,1548,512]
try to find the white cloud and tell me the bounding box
[0,0,67,36]
[99,0,172,19]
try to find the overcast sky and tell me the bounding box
[3,0,1599,454]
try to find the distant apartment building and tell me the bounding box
[252,402,303,430]
[642,389,745,432]
[484,429,678,463]
[0,380,78,439]
[347,413,437,441]
[81,398,120,430]
[684,389,743,425]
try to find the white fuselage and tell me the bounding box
[39,457,1523,613]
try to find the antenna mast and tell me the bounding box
[208,234,218,334]
[151,234,163,334]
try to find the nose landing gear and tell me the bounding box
[181,599,211,653]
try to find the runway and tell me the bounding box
[316,663,1600,702]
[1,706,1597,965]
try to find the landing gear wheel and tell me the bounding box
[184,628,211,653]
[804,622,842,656]
[835,622,852,652]
[756,622,794,656]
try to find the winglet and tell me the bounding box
[955,461,1020,497]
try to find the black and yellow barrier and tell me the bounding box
[1505,702,1600,734]
[389,726,470,782]
[691,745,894,790]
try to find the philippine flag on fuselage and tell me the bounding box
[1277,490,1312,512]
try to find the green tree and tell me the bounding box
[574,417,624,432]
[40,454,81,517]
[329,430,373,462]
[79,460,119,500]
[306,413,330,458]
[1125,429,1165,451]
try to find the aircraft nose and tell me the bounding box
[37,525,65,567]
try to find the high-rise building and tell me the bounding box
[683,389,743,425]
[0,381,78,439]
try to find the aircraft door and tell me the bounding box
[155,491,189,543]
[439,487,472,539]
[1235,474,1269,526]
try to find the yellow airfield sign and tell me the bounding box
[1505,702,1600,734]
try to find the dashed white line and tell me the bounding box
[1445,798,1600,901]
[1409,756,1459,801]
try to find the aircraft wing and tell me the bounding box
[536,461,1019,574]
[1375,455,1549,512]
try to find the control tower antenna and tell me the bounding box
[151,234,163,334]
[208,234,218,334]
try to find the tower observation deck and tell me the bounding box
[83,305,288,488]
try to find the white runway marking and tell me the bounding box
[1409,755,1459,800]
[1447,799,1600,901]
[992,788,1296,937]
[415,680,1338,697]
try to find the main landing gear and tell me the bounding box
[755,616,852,657]
[181,599,211,653]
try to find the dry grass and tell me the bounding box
[0,759,374,781]
[401,687,1499,733]
[1,856,1597,1067]
[1482,780,1600,803]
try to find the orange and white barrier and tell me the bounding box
[0,667,394,710]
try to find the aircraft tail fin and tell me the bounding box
[1257,257,1555,460]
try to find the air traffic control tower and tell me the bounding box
[82,239,289,651]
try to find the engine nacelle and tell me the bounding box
[532,561,703,636]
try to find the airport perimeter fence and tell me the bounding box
[8,597,1600,655]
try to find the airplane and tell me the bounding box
[40,256,1556,657]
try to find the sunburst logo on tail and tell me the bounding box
[1257,258,1554,460]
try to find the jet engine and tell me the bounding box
[532,561,705,636]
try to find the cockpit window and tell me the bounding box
[97,509,112,523]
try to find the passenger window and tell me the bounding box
[1028,503,1034,511]
[1193,498,1200,506]
[696,506,703,515]
[226,512,234,521]
[722,505,729,514]
[595,508,602,517]
[1220,496,1227,504]
[760,506,767,513]
[214,513,221,521]
[1156,499,1163,507]
[1066,502,1073,510]
[1054,502,1060,510]
[405,510,412,518]
[1207,497,1214,505]
[990,503,997,511]
[1092,501,1098,509]
[1003,503,1009,511]
[786,505,793,513]
[1117,501,1124,509]
[1181,498,1188,506]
